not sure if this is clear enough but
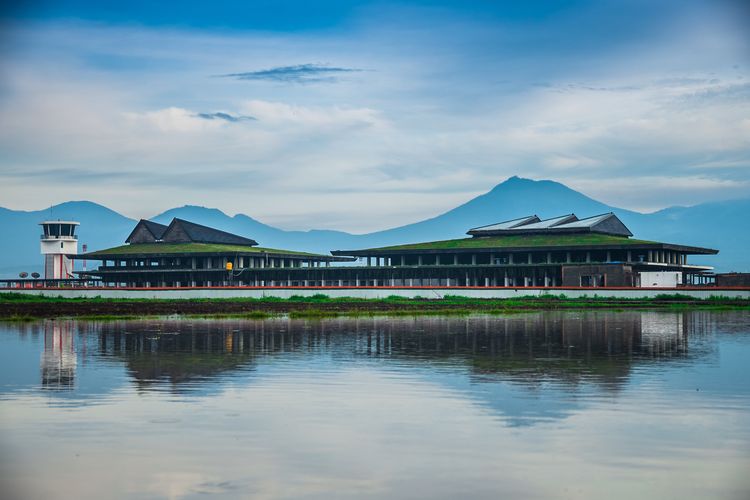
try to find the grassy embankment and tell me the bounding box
[1,292,748,321]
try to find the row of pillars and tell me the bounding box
[109,272,559,288]
[647,250,686,265]
[105,256,331,270]
[365,250,687,267]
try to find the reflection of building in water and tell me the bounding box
[641,312,686,356]
[89,312,709,394]
[41,321,77,390]
[639,311,718,358]
[93,320,256,389]
[83,312,719,424]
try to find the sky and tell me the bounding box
[0,0,748,232]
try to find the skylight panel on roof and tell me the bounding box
[469,215,539,232]
[516,214,577,229]
[555,213,611,228]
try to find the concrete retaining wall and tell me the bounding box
[2,287,749,300]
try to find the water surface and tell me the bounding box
[1,311,749,499]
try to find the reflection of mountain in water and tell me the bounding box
[11,311,723,423]
[337,312,715,425]
[94,311,713,388]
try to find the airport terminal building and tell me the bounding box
[74,218,353,287]
[75,212,718,288]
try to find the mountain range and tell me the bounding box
[1,176,747,277]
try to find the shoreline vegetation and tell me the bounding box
[1,293,749,321]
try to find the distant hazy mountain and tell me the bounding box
[0,201,136,278]
[633,198,750,274]
[1,177,747,277]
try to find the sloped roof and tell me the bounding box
[161,218,258,246]
[554,212,633,237]
[467,212,632,237]
[125,219,169,243]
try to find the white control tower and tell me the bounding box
[40,221,79,279]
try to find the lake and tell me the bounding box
[1,311,749,499]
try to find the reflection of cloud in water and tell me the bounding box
[82,312,712,425]
[144,472,242,500]
[3,312,719,424]
[0,312,747,499]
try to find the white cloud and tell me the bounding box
[125,107,222,133]
[240,100,383,128]
[0,9,748,231]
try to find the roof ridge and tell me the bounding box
[164,218,258,246]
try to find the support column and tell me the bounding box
[453,255,458,265]
[585,252,591,263]
[471,254,477,265]
[401,255,405,266]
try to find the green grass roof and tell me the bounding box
[86,242,332,258]
[354,233,659,252]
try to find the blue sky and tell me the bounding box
[0,0,748,231]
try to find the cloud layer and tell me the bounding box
[0,1,748,231]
